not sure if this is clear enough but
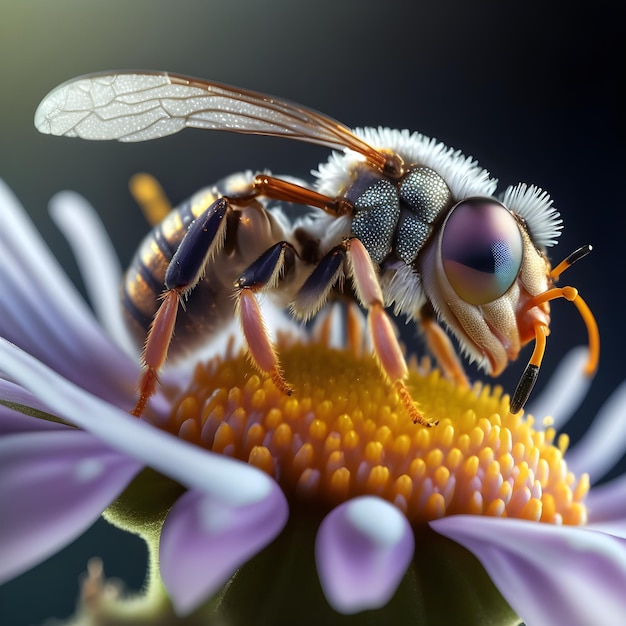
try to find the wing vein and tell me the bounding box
[35,70,386,167]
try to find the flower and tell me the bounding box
[0,181,289,620]
[1,179,626,625]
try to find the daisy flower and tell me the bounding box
[1,179,626,625]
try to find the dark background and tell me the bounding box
[1,1,624,623]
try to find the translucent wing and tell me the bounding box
[34,70,387,169]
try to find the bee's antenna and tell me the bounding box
[510,323,547,414]
[550,244,593,281]
[511,281,600,414]
[381,152,405,179]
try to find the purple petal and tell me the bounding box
[0,378,57,416]
[160,485,289,615]
[0,339,277,507]
[315,496,414,614]
[49,191,137,355]
[0,430,142,583]
[586,475,626,538]
[566,381,626,482]
[0,379,69,433]
[432,515,626,626]
[0,181,89,322]
[0,180,137,404]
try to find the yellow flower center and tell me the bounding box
[161,335,588,526]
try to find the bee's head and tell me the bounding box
[417,185,597,412]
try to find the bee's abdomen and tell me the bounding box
[121,188,221,352]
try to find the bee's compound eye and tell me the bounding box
[441,198,523,305]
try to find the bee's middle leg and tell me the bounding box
[234,241,297,396]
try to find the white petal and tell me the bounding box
[315,497,414,614]
[49,191,138,356]
[432,515,626,626]
[566,381,626,482]
[0,339,275,507]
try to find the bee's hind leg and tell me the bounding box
[132,197,230,417]
[234,241,297,396]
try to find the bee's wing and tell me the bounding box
[34,71,387,168]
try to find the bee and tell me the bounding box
[34,71,599,425]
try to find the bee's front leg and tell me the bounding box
[346,238,438,427]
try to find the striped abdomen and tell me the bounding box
[121,172,294,361]
[121,186,234,360]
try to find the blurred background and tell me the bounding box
[1,0,624,623]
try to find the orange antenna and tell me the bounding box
[521,286,599,376]
[510,322,548,414]
[550,244,593,281]
[510,244,599,414]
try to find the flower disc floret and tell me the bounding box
[163,339,588,525]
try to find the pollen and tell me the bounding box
[163,337,588,526]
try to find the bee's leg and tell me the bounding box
[346,238,437,427]
[418,303,469,388]
[293,247,370,355]
[250,174,353,217]
[132,289,180,417]
[292,245,347,321]
[234,242,297,396]
[132,197,230,417]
